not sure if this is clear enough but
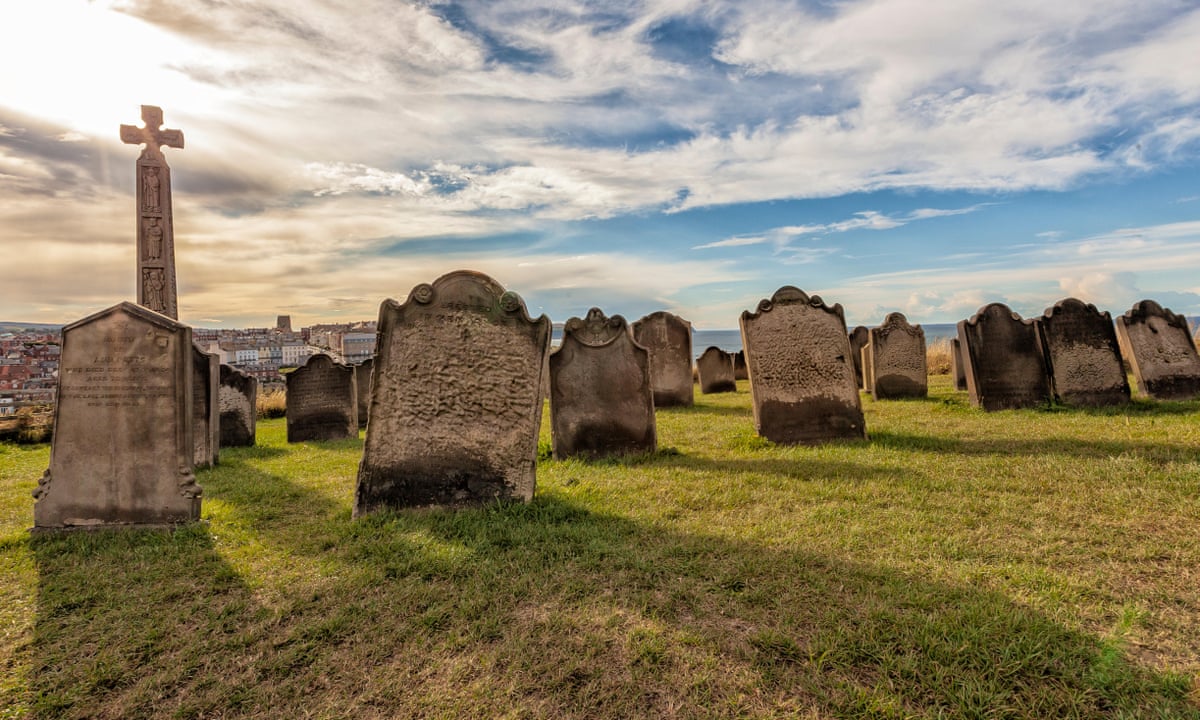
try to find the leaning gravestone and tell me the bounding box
[286,354,358,442]
[192,345,219,468]
[355,271,550,515]
[218,363,257,447]
[1115,299,1200,400]
[550,309,656,459]
[957,303,1050,411]
[631,311,693,407]
[1038,298,1129,407]
[33,302,200,529]
[354,358,373,429]
[951,338,968,391]
[696,346,736,394]
[863,313,927,399]
[848,326,869,389]
[740,287,865,443]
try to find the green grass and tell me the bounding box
[2,376,1199,718]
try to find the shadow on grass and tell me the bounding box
[27,482,1200,719]
[869,429,1200,464]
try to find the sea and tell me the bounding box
[550,323,961,353]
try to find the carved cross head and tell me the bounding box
[120,105,185,157]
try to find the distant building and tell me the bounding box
[341,332,376,363]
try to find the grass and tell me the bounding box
[2,376,1200,718]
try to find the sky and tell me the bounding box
[2,0,1199,330]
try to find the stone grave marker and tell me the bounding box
[286,354,358,442]
[848,325,869,389]
[354,271,550,515]
[354,358,373,429]
[740,287,865,443]
[550,308,656,459]
[733,350,749,381]
[218,363,257,447]
[192,345,219,468]
[33,302,200,529]
[1115,299,1200,400]
[631,311,693,407]
[951,338,968,391]
[696,346,736,394]
[1038,298,1129,407]
[957,303,1050,411]
[863,312,927,399]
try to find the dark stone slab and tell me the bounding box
[550,309,656,460]
[286,354,358,442]
[848,326,869,390]
[957,303,1050,411]
[354,358,373,429]
[1115,299,1200,400]
[192,345,219,468]
[1038,298,1129,407]
[864,313,927,399]
[696,346,736,394]
[631,311,694,407]
[733,350,749,381]
[740,287,865,444]
[952,338,968,391]
[218,363,257,447]
[354,270,550,515]
[33,302,200,529]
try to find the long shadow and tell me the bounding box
[870,429,1200,464]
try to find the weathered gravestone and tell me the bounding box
[951,338,968,391]
[192,345,219,468]
[733,350,749,381]
[848,326,869,389]
[740,287,865,443]
[218,363,257,447]
[1115,299,1200,400]
[286,354,358,442]
[550,309,656,459]
[354,271,550,515]
[1038,298,1129,407]
[33,302,201,529]
[862,313,927,399]
[696,346,737,394]
[957,303,1050,411]
[354,358,373,429]
[631,311,693,407]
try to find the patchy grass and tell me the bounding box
[2,376,1200,718]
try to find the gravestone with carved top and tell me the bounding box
[286,354,358,442]
[957,303,1051,411]
[1038,298,1129,407]
[696,346,736,394]
[219,364,257,447]
[1114,299,1200,400]
[631,311,694,407]
[863,313,927,399]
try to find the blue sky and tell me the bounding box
[1,0,1199,328]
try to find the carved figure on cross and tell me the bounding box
[120,105,184,159]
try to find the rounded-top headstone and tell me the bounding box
[1114,299,1200,400]
[631,311,694,407]
[956,302,1050,411]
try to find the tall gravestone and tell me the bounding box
[1038,298,1130,407]
[550,309,656,459]
[740,287,865,443]
[863,313,927,399]
[354,271,550,515]
[951,338,968,391]
[218,364,257,447]
[631,311,694,407]
[848,326,869,390]
[286,354,358,442]
[696,346,736,394]
[121,105,184,319]
[733,350,749,381]
[1115,300,1200,400]
[192,345,219,468]
[957,303,1050,411]
[354,358,373,429]
[33,302,200,529]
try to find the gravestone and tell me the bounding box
[631,311,693,407]
[1114,299,1200,400]
[733,350,749,380]
[696,346,736,393]
[740,287,865,443]
[355,271,550,515]
[951,338,968,391]
[1038,298,1130,407]
[957,303,1050,411]
[863,313,927,399]
[120,105,184,319]
[550,309,656,459]
[192,345,219,468]
[286,354,358,442]
[354,358,373,429]
[33,302,200,529]
[848,326,869,389]
[218,363,257,447]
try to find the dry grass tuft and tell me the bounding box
[926,337,954,375]
[256,388,287,419]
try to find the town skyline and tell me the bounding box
[2,1,1199,329]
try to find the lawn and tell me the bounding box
[2,376,1199,719]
